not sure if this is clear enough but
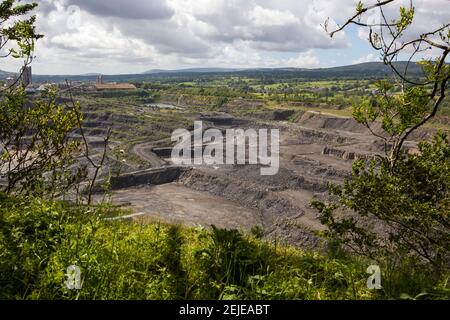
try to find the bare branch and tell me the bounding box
[329,0,396,37]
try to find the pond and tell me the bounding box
[146,103,182,110]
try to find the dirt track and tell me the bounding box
[132,141,168,168]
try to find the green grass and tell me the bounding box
[1,194,448,300]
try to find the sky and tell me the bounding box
[2,0,450,75]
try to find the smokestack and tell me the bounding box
[21,66,32,87]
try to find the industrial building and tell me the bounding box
[94,74,136,91]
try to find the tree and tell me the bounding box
[315,0,450,273]
[0,1,42,77]
[0,1,96,200]
[0,86,80,196]
[325,0,449,169]
[314,133,450,270]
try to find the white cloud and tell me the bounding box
[285,50,320,68]
[352,53,380,64]
[3,0,446,74]
[66,0,174,20]
[249,6,299,27]
[7,0,356,73]
[356,0,450,59]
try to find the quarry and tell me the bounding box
[2,0,449,302]
[0,90,435,249]
[74,95,435,249]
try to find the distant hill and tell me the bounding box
[0,70,15,79]
[0,62,426,83]
[143,62,423,77]
[312,61,423,76]
[143,67,244,74]
[229,62,424,78]
[81,73,102,76]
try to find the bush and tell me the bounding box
[314,133,450,273]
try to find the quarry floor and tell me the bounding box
[106,183,261,230]
[90,107,428,247]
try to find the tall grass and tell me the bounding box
[0,194,448,300]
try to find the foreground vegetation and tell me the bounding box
[1,0,449,301]
[0,194,448,300]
